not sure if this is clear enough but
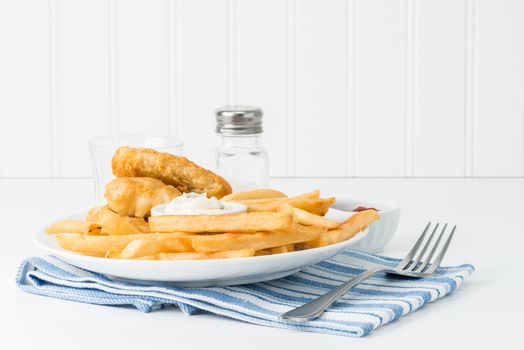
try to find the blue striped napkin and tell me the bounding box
[16,251,474,337]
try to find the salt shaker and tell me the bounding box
[214,105,269,191]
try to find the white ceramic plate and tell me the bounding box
[34,210,369,287]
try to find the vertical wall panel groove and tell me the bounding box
[56,0,110,176]
[0,25,2,176]
[116,0,169,135]
[287,0,297,176]
[0,0,53,176]
[475,0,524,176]
[167,0,179,138]
[227,0,238,105]
[414,0,466,176]
[237,0,288,176]
[295,0,347,176]
[465,0,476,177]
[345,0,357,177]
[108,0,119,135]
[355,0,406,176]
[176,0,228,168]
[49,0,60,176]
[405,0,415,177]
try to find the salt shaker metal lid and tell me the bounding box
[215,105,263,135]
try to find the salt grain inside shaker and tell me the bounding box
[214,105,269,191]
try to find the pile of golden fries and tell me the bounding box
[46,189,379,260]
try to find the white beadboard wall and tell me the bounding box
[0,0,523,178]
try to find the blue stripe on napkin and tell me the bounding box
[15,251,474,337]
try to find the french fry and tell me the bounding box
[293,207,339,229]
[307,209,379,248]
[338,209,379,233]
[156,252,206,260]
[134,254,158,260]
[221,189,287,201]
[297,189,320,199]
[294,243,311,251]
[126,216,151,233]
[86,206,104,222]
[85,205,143,235]
[313,197,336,216]
[244,198,335,216]
[307,229,345,249]
[132,248,256,260]
[120,235,194,259]
[149,204,295,233]
[270,244,295,254]
[85,224,103,235]
[88,206,151,233]
[209,248,255,259]
[231,191,334,215]
[46,220,87,234]
[231,190,319,206]
[93,207,142,235]
[255,250,272,256]
[79,251,106,258]
[192,224,326,253]
[57,233,149,255]
[155,248,256,260]
[55,232,190,256]
[42,220,101,236]
[105,250,121,259]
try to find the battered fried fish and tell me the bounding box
[112,147,232,198]
[104,177,181,218]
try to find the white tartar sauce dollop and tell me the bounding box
[150,192,247,216]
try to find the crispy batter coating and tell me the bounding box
[104,177,181,218]
[111,147,232,198]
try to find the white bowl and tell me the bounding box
[332,199,401,253]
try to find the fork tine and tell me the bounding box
[406,223,440,271]
[415,223,447,273]
[426,225,456,274]
[396,222,431,270]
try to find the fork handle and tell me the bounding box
[279,267,386,322]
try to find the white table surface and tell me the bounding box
[2,178,523,349]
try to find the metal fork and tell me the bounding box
[280,222,455,322]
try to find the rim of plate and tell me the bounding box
[35,214,369,265]
[333,198,400,214]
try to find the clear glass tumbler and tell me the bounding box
[88,135,183,205]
